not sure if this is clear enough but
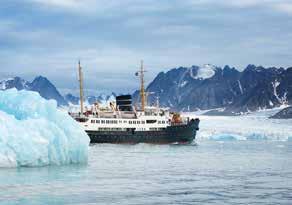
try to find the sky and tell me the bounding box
[0,0,292,95]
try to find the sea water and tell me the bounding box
[0,141,292,205]
[0,89,292,204]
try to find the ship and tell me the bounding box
[69,61,200,144]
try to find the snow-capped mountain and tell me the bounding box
[64,93,80,105]
[0,76,117,108]
[0,76,68,106]
[133,64,292,114]
[65,93,117,107]
[1,63,291,114]
[0,77,30,90]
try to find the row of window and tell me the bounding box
[149,128,166,131]
[98,128,148,131]
[91,120,123,124]
[158,121,167,124]
[90,119,167,125]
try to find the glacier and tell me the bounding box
[0,89,90,168]
[184,108,292,142]
[190,64,216,80]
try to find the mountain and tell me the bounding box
[0,75,117,107]
[29,76,68,106]
[65,93,117,107]
[1,64,291,113]
[134,64,292,114]
[0,76,68,106]
[0,77,30,90]
[133,64,242,111]
[64,93,80,105]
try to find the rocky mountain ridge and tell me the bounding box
[0,76,116,107]
[134,64,291,114]
[1,64,291,116]
[0,76,67,106]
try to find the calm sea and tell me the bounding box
[0,141,292,205]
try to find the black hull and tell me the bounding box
[86,118,200,144]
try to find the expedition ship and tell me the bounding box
[69,61,200,144]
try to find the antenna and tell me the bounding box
[78,60,84,115]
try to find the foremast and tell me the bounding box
[78,60,84,115]
[138,60,146,111]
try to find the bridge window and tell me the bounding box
[146,120,157,124]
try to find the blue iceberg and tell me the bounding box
[210,134,245,141]
[0,89,89,167]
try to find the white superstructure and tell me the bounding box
[70,106,176,132]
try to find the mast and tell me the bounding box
[140,60,146,111]
[78,60,84,115]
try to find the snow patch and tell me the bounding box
[237,80,243,94]
[272,80,288,105]
[179,81,188,87]
[167,100,173,107]
[190,64,216,80]
[0,82,6,90]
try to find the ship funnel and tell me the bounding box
[116,95,132,111]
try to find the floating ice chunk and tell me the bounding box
[246,133,268,141]
[210,134,245,141]
[0,89,90,168]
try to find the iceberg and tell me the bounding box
[0,89,90,168]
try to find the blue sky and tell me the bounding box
[0,0,292,95]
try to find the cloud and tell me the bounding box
[27,0,166,16]
[273,3,292,15]
[29,0,90,9]
[187,0,292,14]
[0,0,292,94]
[25,0,292,19]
